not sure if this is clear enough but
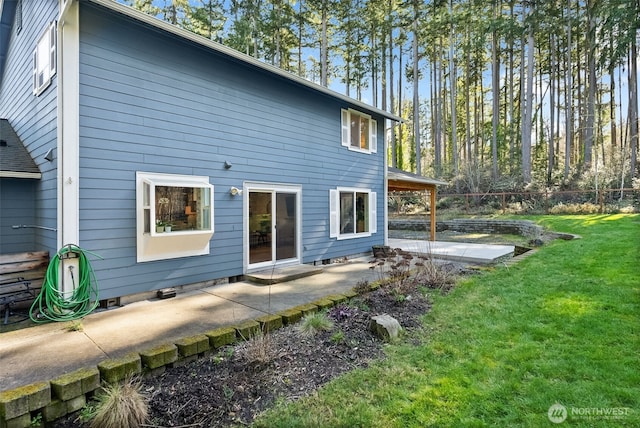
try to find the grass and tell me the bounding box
[90,378,148,428]
[297,311,335,338]
[254,214,640,427]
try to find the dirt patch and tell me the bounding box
[53,279,435,428]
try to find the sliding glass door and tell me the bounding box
[247,185,300,268]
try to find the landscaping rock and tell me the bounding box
[369,314,402,342]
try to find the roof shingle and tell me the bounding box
[0,119,42,179]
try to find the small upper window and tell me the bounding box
[33,21,56,96]
[341,109,377,153]
[329,188,377,239]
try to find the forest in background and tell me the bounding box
[121,0,639,193]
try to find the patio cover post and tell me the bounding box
[387,168,447,242]
[430,186,436,241]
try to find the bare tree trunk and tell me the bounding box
[508,1,516,174]
[584,0,596,168]
[548,33,556,186]
[298,0,304,76]
[448,0,457,185]
[433,46,441,176]
[564,0,573,180]
[630,36,638,177]
[320,8,328,86]
[389,14,396,168]
[521,18,534,184]
[413,2,421,175]
[491,1,500,180]
[398,34,404,170]
[609,43,617,161]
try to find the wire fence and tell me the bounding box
[390,188,639,217]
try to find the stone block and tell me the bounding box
[0,381,50,420]
[171,355,198,368]
[97,353,142,384]
[42,399,67,422]
[175,335,209,358]
[256,314,283,333]
[0,391,27,421]
[342,290,359,300]
[1,412,31,428]
[50,372,82,402]
[324,294,348,305]
[79,368,101,394]
[292,303,318,317]
[312,298,334,310]
[140,344,178,370]
[234,320,260,340]
[65,395,86,414]
[277,308,302,325]
[205,327,237,349]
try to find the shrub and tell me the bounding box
[414,256,457,292]
[297,312,334,337]
[549,202,600,214]
[238,331,278,365]
[90,378,148,428]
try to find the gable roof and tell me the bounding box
[85,0,403,123]
[0,119,42,179]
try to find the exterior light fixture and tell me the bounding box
[230,186,242,196]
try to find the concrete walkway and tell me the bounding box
[0,257,379,392]
[0,240,513,393]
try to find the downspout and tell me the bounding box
[383,119,389,246]
[56,0,80,297]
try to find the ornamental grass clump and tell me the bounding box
[239,330,279,365]
[90,377,148,428]
[414,255,457,292]
[297,312,334,338]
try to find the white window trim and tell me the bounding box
[340,109,377,154]
[136,172,214,262]
[33,21,57,96]
[243,182,302,273]
[329,187,377,240]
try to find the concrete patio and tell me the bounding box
[389,238,515,265]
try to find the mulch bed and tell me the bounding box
[53,278,436,428]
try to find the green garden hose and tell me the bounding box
[29,244,102,323]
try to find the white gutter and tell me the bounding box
[86,0,403,123]
[383,122,389,246]
[0,171,42,179]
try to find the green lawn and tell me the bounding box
[254,214,640,427]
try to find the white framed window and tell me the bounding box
[136,172,214,262]
[341,109,377,153]
[32,21,56,95]
[329,187,376,239]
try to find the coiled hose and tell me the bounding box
[29,244,101,323]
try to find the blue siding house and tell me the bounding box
[0,0,401,301]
